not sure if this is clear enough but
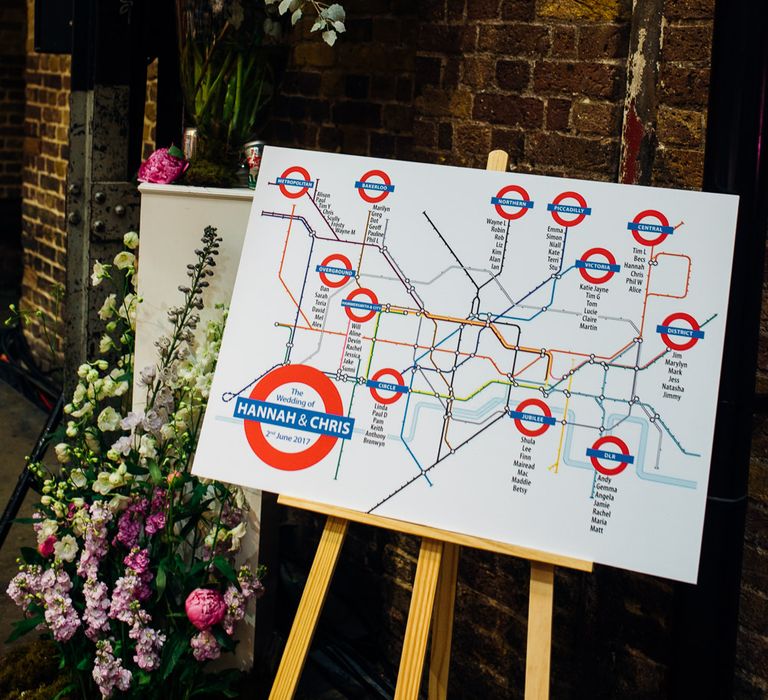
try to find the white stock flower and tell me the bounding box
[139,434,157,460]
[93,472,116,495]
[70,401,93,419]
[54,535,79,563]
[97,406,121,432]
[113,251,135,270]
[228,522,247,552]
[91,261,109,286]
[36,519,58,544]
[109,494,131,512]
[99,334,114,354]
[98,294,118,321]
[54,442,70,464]
[123,231,139,249]
[84,430,101,454]
[72,383,86,405]
[69,469,87,488]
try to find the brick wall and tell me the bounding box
[143,58,158,162]
[0,0,25,202]
[0,0,26,288]
[265,1,768,697]
[19,0,71,368]
[7,0,766,694]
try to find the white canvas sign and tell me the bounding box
[193,146,739,583]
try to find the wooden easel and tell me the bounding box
[268,151,594,700]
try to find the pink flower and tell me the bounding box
[124,547,150,574]
[93,639,132,697]
[185,588,226,630]
[137,147,189,184]
[190,629,221,662]
[38,535,56,558]
[144,511,166,536]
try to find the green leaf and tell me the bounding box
[162,636,189,680]
[136,670,152,687]
[156,560,167,599]
[125,461,147,476]
[53,683,77,700]
[20,546,43,565]
[213,556,237,583]
[147,459,163,485]
[6,613,44,642]
[76,656,91,670]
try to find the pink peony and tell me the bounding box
[38,535,56,557]
[137,146,189,184]
[185,588,226,630]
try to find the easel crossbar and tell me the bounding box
[278,495,593,573]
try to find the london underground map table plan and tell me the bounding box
[192,146,739,583]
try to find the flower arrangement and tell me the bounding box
[6,227,264,698]
[178,0,346,186]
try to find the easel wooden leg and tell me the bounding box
[268,516,349,700]
[428,542,459,700]
[394,538,444,700]
[524,561,555,700]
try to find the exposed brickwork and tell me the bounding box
[652,0,713,189]
[142,58,158,161]
[0,0,26,289]
[264,1,418,160]
[0,0,25,203]
[19,0,71,368]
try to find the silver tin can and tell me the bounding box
[244,140,266,189]
[183,127,198,160]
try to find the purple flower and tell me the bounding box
[83,578,111,641]
[238,566,265,600]
[43,591,80,642]
[129,621,166,671]
[6,564,42,607]
[110,435,132,456]
[108,573,138,624]
[222,585,246,636]
[145,511,166,536]
[155,386,174,412]
[190,629,221,662]
[40,567,79,642]
[93,639,132,698]
[150,487,166,512]
[124,547,150,574]
[139,365,156,386]
[78,501,113,580]
[142,409,166,435]
[120,411,144,431]
[115,510,141,549]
